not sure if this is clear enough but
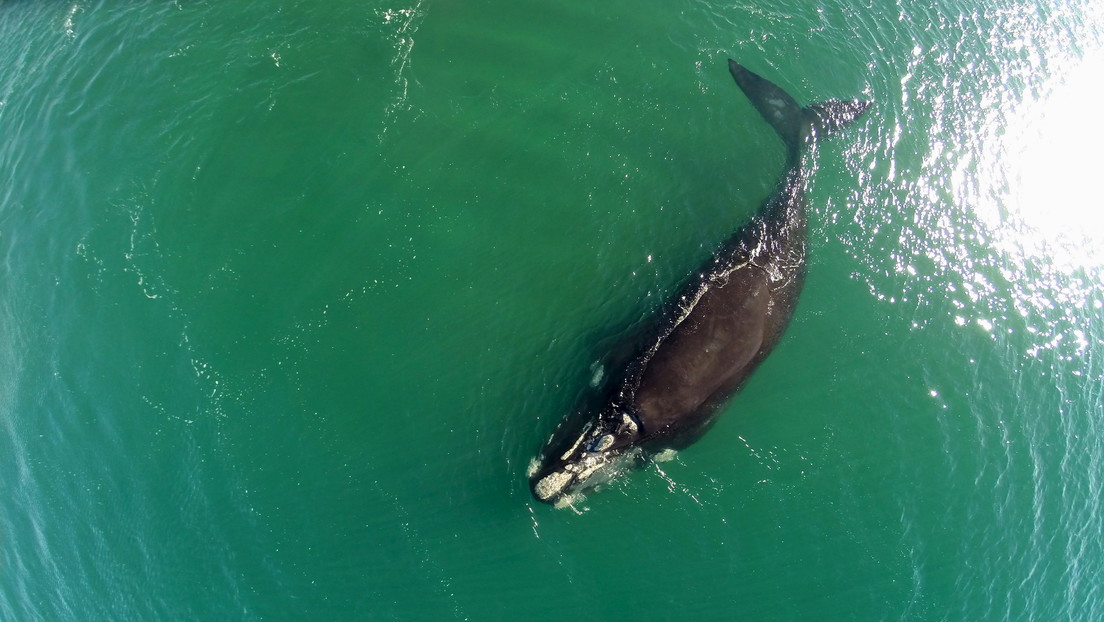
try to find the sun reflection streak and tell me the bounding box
[984,50,1104,272]
[840,23,1104,367]
[966,47,1104,363]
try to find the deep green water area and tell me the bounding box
[2,0,1102,620]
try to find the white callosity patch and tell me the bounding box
[558,422,592,461]
[592,434,614,452]
[534,470,572,501]
[620,412,638,435]
[539,446,647,507]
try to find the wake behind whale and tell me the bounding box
[529,59,871,507]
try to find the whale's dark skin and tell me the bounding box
[529,60,871,507]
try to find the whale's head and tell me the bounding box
[529,408,645,507]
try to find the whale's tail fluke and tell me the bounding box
[727,59,870,156]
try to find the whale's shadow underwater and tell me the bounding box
[528,59,871,508]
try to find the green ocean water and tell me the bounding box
[2,0,1102,619]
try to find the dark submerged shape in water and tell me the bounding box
[529,60,871,506]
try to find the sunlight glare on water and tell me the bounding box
[970,45,1104,363]
[855,29,1104,366]
[990,48,1104,272]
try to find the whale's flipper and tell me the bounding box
[727,59,870,154]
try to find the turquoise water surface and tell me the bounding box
[1,0,1102,620]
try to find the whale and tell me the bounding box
[528,59,871,507]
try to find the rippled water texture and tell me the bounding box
[1,0,1102,620]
